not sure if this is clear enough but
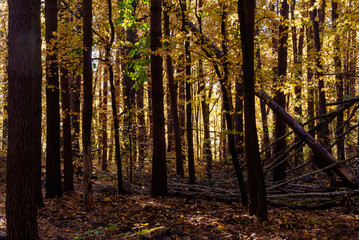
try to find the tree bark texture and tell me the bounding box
[83,0,94,210]
[238,0,267,220]
[45,0,63,198]
[151,0,167,196]
[61,66,74,191]
[273,0,288,182]
[7,0,42,238]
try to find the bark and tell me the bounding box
[101,70,108,171]
[151,0,167,196]
[332,0,345,161]
[181,0,195,184]
[83,0,94,210]
[256,89,359,188]
[61,66,74,191]
[273,0,288,182]
[108,0,124,194]
[311,0,330,147]
[164,3,184,178]
[238,0,267,220]
[306,26,315,131]
[136,80,146,169]
[45,0,62,198]
[7,0,41,237]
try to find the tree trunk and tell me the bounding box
[311,0,330,148]
[151,0,167,196]
[7,0,42,237]
[107,0,124,194]
[101,69,108,171]
[238,0,267,220]
[180,0,195,184]
[83,0,94,210]
[61,66,74,192]
[164,3,184,178]
[273,0,288,182]
[45,0,62,198]
[332,0,345,161]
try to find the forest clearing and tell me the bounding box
[1,0,359,239]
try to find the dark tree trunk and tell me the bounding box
[180,0,195,184]
[83,0,94,210]
[101,74,108,171]
[7,0,42,237]
[238,0,267,220]
[150,0,167,196]
[235,80,244,159]
[45,0,62,198]
[136,81,146,170]
[61,66,74,192]
[311,0,329,148]
[332,0,345,161]
[59,0,74,192]
[107,0,124,194]
[164,4,184,178]
[273,0,288,182]
[306,26,315,131]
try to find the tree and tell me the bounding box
[164,1,184,178]
[6,0,42,238]
[151,0,167,196]
[238,0,267,220]
[45,0,63,198]
[273,0,288,182]
[83,0,94,210]
[107,0,125,194]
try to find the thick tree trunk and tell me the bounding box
[45,0,62,198]
[256,89,359,188]
[7,0,42,237]
[82,0,94,210]
[238,0,267,220]
[151,0,167,196]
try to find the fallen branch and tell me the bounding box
[256,89,359,188]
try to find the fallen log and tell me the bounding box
[256,89,359,188]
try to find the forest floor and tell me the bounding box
[1,173,359,240]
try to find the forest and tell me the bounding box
[0,0,359,239]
